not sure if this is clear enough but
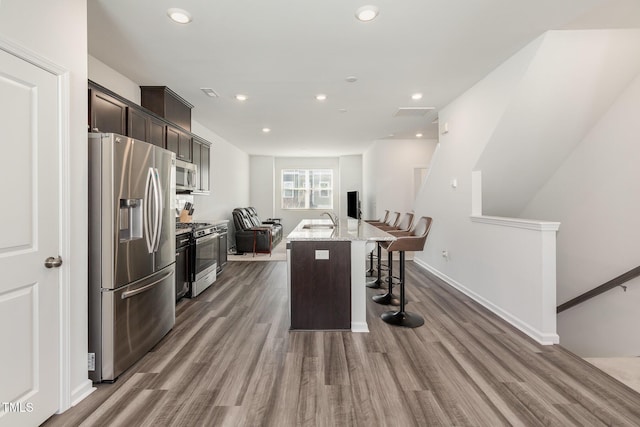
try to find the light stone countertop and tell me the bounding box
[287,218,396,242]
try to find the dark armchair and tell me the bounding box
[232,207,283,254]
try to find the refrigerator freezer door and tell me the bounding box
[153,146,177,271]
[91,264,175,382]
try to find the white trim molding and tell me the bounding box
[470,215,560,232]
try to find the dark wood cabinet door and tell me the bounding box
[148,116,166,148]
[90,89,126,134]
[201,144,210,192]
[192,136,211,193]
[178,130,192,162]
[166,126,179,154]
[166,125,191,161]
[290,241,351,330]
[127,106,148,142]
[192,139,201,187]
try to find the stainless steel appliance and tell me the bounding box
[190,223,218,297]
[216,223,228,273]
[88,133,176,383]
[175,158,197,193]
[175,227,192,301]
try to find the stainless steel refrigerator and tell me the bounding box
[88,133,176,382]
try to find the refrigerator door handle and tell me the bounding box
[143,167,154,253]
[120,269,174,299]
[152,168,163,251]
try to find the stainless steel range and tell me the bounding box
[175,222,221,298]
[190,222,219,297]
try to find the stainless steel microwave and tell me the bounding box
[175,159,197,193]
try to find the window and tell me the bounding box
[281,169,333,209]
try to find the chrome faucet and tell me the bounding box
[321,211,338,226]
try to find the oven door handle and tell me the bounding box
[121,270,174,300]
[196,233,219,245]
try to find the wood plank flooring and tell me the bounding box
[45,261,640,426]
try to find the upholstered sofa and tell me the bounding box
[232,207,283,254]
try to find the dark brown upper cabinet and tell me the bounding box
[89,88,127,135]
[192,135,211,194]
[140,86,193,132]
[127,105,167,149]
[89,81,211,183]
[127,105,148,142]
[166,125,192,162]
[148,115,166,149]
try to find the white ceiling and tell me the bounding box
[87,0,640,156]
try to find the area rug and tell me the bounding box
[227,241,286,261]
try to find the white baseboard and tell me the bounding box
[351,322,369,333]
[413,258,559,345]
[70,380,95,407]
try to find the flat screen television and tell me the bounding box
[347,191,360,219]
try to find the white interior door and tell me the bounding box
[0,48,61,426]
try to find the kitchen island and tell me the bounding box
[287,218,396,332]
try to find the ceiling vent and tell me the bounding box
[393,107,435,117]
[200,88,219,98]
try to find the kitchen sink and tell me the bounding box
[302,223,335,229]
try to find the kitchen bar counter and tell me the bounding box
[287,218,396,242]
[287,218,396,332]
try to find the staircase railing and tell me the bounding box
[557,266,640,313]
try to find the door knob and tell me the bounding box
[44,256,63,268]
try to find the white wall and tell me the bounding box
[338,155,362,218]
[413,34,564,343]
[0,0,90,409]
[88,55,140,103]
[477,30,640,217]
[361,139,438,221]
[521,72,640,357]
[249,155,276,220]
[414,29,640,347]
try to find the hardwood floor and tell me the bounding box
[45,261,640,426]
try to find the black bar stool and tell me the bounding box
[379,216,433,328]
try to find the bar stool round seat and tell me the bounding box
[378,216,433,328]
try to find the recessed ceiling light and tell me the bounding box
[416,133,423,138]
[345,76,358,83]
[355,5,379,22]
[338,108,348,113]
[167,8,192,24]
[411,93,423,100]
[262,127,271,133]
[316,94,327,101]
[200,88,219,97]
[235,94,248,101]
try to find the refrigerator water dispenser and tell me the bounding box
[119,198,143,242]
